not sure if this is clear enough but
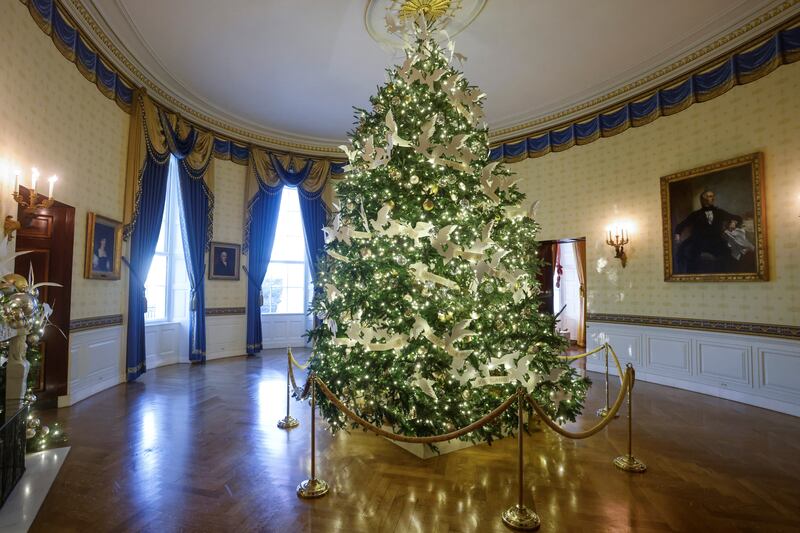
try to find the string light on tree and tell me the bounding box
[307,15,589,443]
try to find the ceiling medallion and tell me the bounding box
[365,0,486,47]
[395,0,458,22]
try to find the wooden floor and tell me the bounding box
[31,349,800,532]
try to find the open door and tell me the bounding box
[537,238,586,348]
[14,186,74,408]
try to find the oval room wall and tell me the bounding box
[1,0,798,411]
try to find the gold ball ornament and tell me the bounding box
[423,199,435,211]
[0,281,14,296]
[428,184,439,195]
[1,273,28,292]
[386,199,395,209]
[26,427,36,439]
[409,175,420,185]
[8,292,39,317]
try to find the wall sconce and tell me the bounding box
[12,167,57,211]
[605,225,629,268]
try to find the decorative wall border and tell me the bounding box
[206,307,246,316]
[69,314,123,332]
[588,313,800,340]
[489,15,800,163]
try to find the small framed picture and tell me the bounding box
[208,242,241,280]
[84,212,123,280]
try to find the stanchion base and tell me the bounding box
[297,478,329,499]
[501,504,540,530]
[596,407,619,419]
[277,416,300,429]
[613,454,647,473]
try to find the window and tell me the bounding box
[261,187,311,314]
[144,157,190,322]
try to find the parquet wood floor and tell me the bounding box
[30,348,800,532]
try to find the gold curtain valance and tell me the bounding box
[123,89,215,237]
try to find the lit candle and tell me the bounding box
[48,175,57,199]
[13,169,19,193]
[31,167,40,191]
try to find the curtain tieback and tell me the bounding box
[258,288,264,308]
[190,290,197,311]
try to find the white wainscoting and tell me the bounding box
[586,321,800,417]
[260,313,312,349]
[145,322,184,369]
[63,325,124,407]
[206,314,247,360]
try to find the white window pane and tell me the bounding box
[286,288,304,313]
[145,254,168,321]
[286,262,305,288]
[271,188,306,262]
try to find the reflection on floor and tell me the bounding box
[31,348,800,532]
[0,448,69,532]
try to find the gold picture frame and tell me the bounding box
[660,152,767,282]
[208,241,241,281]
[84,212,123,280]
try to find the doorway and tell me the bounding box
[537,238,587,350]
[14,186,75,408]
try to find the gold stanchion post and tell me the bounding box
[502,389,541,531]
[278,347,300,429]
[613,364,647,473]
[297,376,330,498]
[596,344,619,419]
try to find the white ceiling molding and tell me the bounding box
[63,0,799,152]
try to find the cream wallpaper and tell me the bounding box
[514,62,800,327]
[205,159,248,309]
[0,1,130,320]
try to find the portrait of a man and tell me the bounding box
[661,153,767,281]
[209,242,241,280]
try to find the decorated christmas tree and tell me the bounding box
[307,17,589,443]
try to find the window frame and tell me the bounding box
[260,187,311,316]
[145,158,187,324]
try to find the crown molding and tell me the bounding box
[490,0,800,142]
[63,0,800,150]
[64,0,343,155]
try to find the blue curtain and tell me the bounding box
[298,194,327,280]
[125,156,170,381]
[177,164,210,363]
[245,188,283,354]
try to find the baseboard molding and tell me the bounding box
[586,321,800,417]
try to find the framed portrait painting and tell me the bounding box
[84,212,123,280]
[660,152,767,282]
[208,242,241,280]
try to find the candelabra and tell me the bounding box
[11,168,58,211]
[605,226,629,268]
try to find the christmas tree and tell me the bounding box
[307,17,589,443]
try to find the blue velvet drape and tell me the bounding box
[245,188,283,354]
[298,194,327,280]
[177,164,210,362]
[126,157,170,381]
[245,155,329,353]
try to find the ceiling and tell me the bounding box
[83,0,784,149]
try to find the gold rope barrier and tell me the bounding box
[289,347,310,370]
[557,343,606,361]
[294,346,646,529]
[278,348,301,429]
[525,367,632,440]
[315,376,521,444]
